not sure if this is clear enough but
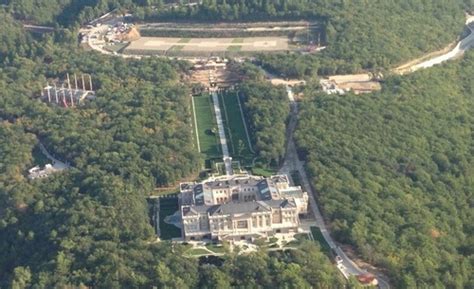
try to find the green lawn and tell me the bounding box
[159,197,181,240]
[205,243,226,254]
[310,226,331,256]
[219,92,254,164]
[192,94,221,160]
[185,248,212,256]
[227,45,242,52]
[251,166,277,177]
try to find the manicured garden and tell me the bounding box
[192,94,222,160]
[219,92,255,164]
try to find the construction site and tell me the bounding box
[83,17,324,57]
[320,74,382,95]
[188,58,243,91]
[40,73,95,108]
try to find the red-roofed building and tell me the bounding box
[357,273,378,286]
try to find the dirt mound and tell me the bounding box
[121,27,141,42]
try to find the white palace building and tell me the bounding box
[179,174,308,242]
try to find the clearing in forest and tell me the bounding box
[125,37,289,55]
[192,94,222,160]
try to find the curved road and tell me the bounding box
[81,13,474,289]
[409,24,474,72]
[85,12,473,76]
[400,15,474,73]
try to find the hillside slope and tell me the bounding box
[295,51,474,288]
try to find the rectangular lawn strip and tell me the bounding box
[220,92,255,164]
[232,38,244,43]
[178,38,191,43]
[185,248,212,257]
[251,166,277,177]
[190,96,200,152]
[193,94,222,159]
[159,197,182,240]
[205,243,226,253]
[310,226,331,256]
[227,45,242,52]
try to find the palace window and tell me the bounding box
[237,220,248,229]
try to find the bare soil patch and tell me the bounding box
[126,36,289,55]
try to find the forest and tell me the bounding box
[295,52,474,288]
[4,0,472,76]
[238,65,289,166]
[0,9,345,288]
[257,0,470,77]
[1,1,474,288]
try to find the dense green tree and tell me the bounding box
[0,13,343,289]
[295,51,474,288]
[257,0,467,77]
[239,68,289,165]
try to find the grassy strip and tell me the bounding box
[227,45,242,52]
[190,96,200,153]
[251,166,277,177]
[139,29,297,38]
[220,92,255,164]
[193,94,221,160]
[205,244,226,253]
[232,38,244,43]
[185,248,211,256]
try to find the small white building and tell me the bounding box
[28,164,59,180]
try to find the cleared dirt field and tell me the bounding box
[321,73,382,94]
[125,37,289,54]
